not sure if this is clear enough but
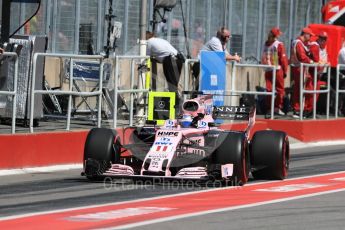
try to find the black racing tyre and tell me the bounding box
[84,128,121,179]
[250,130,289,180]
[212,131,250,186]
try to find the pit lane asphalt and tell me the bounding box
[1,144,345,229]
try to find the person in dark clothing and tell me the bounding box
[146,31,184,108]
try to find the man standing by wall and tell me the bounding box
[290,27,315,118]
[192,27,241,90]
[316,32,329,66]
[146,31,184,104]
[202,27,241,62]
[309,31,329,111]
[261,27,288,116]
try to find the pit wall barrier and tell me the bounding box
[2,118,345,170]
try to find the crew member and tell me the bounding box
[309,31,329,106]
[146,31,184,104]
[261,27,288,116]
[290,27,315,118]
[201,27,241,61]
[192,27,241,91]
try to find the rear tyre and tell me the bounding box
[84,128,121,180]
[250,130,289,180]
[212,131,249,186]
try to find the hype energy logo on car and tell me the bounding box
[156,131,180,137]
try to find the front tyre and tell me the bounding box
[84,128,121,180]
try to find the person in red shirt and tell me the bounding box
[261,27,288,116]
[308,32,329,110]
[290,27,315,118]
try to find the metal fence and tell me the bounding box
[183,58,198,101]
[4,55,345,134]
[230,63,277,119]
[299,63,331,120]
[28,53,151,132]
[30,53,105,133]
[336,64,345,118]
[112,55,150,128]
[0,52,18,134]
[3,0,325,60]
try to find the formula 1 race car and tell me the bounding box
[83,93,289,186]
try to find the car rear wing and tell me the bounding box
[213,105,256,135]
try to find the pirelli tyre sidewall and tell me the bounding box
[250,130,290,180]
[84,128,121,179]
[212,131,249,185]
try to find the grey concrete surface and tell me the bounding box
[133,191,345,230]
[0,144,345,230]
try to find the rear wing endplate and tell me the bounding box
[213,106,256,135]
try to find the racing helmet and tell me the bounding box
[180,114,193,128]
[182,100,202,117]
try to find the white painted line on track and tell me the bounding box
[290,140,345,149]
[105,188,345,230]
[0,170,344,222]
[0,164,83,176]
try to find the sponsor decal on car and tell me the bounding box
[147,153,169,159]
[153,137,174,146]
[197,120,208,128]
[160,137,171,142]
[157,131,179,137]
[177,148,206,157]
[150,159,160,169]
[213,106,252,120]
[221,164,234,178]
[164,119,176,128]
[215,106,250,113]
[154,141,174,145]
[183,136,204,145]
[155,145,170,152]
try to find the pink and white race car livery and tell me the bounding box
[83,94,289,185]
